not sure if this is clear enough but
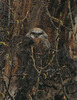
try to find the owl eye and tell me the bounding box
[39,32,43,35]
[31,32,36,34]
[31,32,43,35]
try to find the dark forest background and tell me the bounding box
[0,0,77,100]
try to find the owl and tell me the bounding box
[26,27,51,67]
[26,27,51,51]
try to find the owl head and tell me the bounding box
[26,27,48,39]
[26,27,51,49]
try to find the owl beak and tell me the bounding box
[35,34,39,38]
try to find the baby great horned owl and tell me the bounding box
[26,27,51,50]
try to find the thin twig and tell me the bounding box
[8,0,11,27]
[68,0,76,36]
[41,0,58,30]
[2,74,14,100]
[41,0,73,31]
[31,46,40,74]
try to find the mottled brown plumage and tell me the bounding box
[26,27,51,67]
